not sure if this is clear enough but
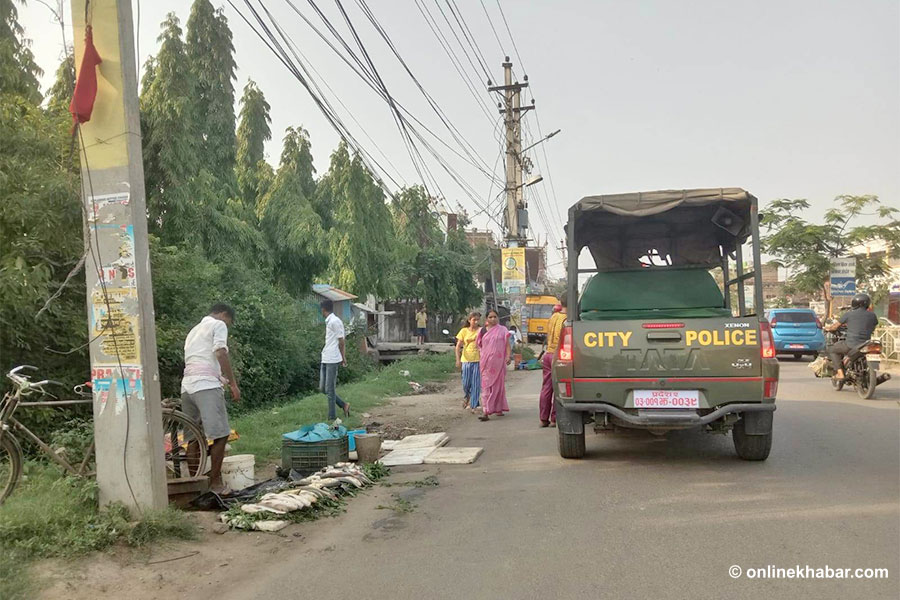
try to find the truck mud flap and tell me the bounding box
[554,399,584,435]
[740,410,773,435]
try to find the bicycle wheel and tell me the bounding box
[0,431,24,504]
[161,409,208,480]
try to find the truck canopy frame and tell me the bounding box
[566,188,764,318]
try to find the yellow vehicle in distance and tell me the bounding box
[524,295,560,343]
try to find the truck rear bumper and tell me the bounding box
[556,401,775,433]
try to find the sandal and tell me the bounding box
[478,415,490,421]
[540,420,550,428]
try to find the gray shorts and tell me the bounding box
[181,387,230,440]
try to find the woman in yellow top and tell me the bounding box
[455,311,482,413]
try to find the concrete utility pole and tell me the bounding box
[72,0,167,512]
[557,239,567,263]
[489,58,532,246]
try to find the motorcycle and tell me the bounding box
[816,327,891,399]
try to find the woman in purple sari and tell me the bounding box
[477,310,512,421]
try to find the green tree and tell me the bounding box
[390,186,483,316]
[185,0,237,187]
[762,195,899,315]
[46,51,74,115]
[140,13,200,244]
[0,0,41,102]
[235,79,272,208]
[258,127,328,296]
[1,39,86,385]
[319,143,396,297]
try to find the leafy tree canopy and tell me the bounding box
[762,195,899,311]
[0,0,41,102]
[185,0,237,187]
[0,30,85,385]
[390,186,483,315]
[140,13,200,243]
[258,127,328,297]
[320,142,397,298]
[236,79,272,208]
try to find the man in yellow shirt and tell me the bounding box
[539,294,567,427]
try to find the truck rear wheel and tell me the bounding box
[558,429,585,459]
[732,416,772,461]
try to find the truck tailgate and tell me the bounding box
[571,318,764,407]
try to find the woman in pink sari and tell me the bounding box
[477,310,512,421]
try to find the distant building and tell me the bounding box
[310,284,357,322]
[466,228,497,248]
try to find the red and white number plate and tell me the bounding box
[633,390,700,409]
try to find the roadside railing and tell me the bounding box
[876,325,900,363]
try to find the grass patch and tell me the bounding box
[376,495,417,514]
[381,475,440,488]
[0,465,197,600]
[230,354,456,462]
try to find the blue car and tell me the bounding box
[765,308,826,360]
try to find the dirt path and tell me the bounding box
[34,370,493,599]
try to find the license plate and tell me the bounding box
[788,344,806,349]
[633,390,700,409]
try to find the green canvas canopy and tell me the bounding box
[580,268,731,321]
[569,188,756,271]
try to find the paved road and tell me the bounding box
[225,362,899,600]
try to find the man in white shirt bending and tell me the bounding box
[181,304,240,494]
[320,299,351,420]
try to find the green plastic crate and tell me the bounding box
[281,436,349,474]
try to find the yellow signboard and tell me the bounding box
[501,247,526,290]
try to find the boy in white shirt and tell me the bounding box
[320,299,351,420]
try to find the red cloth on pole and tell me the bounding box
[69,25,102,126]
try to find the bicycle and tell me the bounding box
[0,365,208,504]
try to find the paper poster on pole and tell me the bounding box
[830,257,856,297]
[501,247,526,292]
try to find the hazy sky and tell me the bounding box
[19,1,900,274]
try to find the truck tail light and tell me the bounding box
[558,326,573,362]
[764,378,778,399]
[759,320,776,359]
[557,379,572,397]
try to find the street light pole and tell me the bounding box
[521,129,560,154]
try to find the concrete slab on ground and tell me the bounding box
[424,447,483,464]
[392,432,449,449]
[378,447,434,466]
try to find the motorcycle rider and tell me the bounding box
[824,293,878,381]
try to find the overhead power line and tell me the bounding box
[280,0,501,185]
[231,0,402,192]
[478,0,505,55]
[414,0,496,124]
[355,0,502,184]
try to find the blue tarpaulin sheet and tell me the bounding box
[283,423,348,442]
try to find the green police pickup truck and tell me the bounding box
[553,188,779,461]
